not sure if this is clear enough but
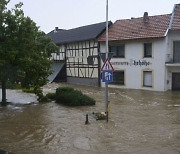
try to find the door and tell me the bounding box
[172,73,180,90]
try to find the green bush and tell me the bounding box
[23,88,34,93]
[46,93,56,100]
[56,87,74,93]
[55,87,95,106]
[0,101,9,106]
[38,95,48,103]
[6,81,21,89]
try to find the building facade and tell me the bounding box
[99,4,180,91]
[47,22,112,86]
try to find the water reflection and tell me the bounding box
[0,83,179,154]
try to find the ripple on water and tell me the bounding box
[73,136,90,150]
[0,83,180,154]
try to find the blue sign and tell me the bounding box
[102,71,113,82]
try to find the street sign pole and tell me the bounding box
[105,0,109,122]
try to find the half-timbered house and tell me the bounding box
[47,22,112,86]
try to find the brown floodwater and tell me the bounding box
[0,83,180,154]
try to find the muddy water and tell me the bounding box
[0,83,180,154]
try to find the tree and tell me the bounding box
[0,0,58,104]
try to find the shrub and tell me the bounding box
[46,93,56,100]
[0,101,9,106]
[38,95,48,103]
[23,88,34,93]
[23,87,49,103]
[55,87,95,106]
[6,81,21,89]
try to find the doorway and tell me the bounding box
[172,73,180,90]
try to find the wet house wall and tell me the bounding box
[165,4,180,91]
[98,4,180,91]
[47,22,112,86]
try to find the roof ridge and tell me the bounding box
[98,12,171,41]
[47,21,111,44]
[115,13,171,22]
[67,21,110,31]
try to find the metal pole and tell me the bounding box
[105,0,109,122]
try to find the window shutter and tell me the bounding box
[144,71,152,87]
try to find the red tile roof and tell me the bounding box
[98,14,171,42]
[171,4,180,30]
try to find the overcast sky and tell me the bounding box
[8,0,180,33]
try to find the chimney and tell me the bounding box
[143,12,149,23]
[54,27,58,33]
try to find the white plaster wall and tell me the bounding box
[165,31,180,90]
[166,31,180,59]
[100,39,167,91]
[153,40,167,91]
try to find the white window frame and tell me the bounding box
[143,71,153,87]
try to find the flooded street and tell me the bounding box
[0,83,180,154]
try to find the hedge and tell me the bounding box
[55,87,95,106]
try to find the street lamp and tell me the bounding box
[105,0,109,122]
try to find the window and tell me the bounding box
[143,71,152,87]
[173,41,180,63]
[110,71,124,85]
[109,45,125,58]
[144,43,152,58]
[56,52,60,55]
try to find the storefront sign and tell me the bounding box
[111,59,152,67]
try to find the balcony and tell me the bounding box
[165,54,180,67]
[51,52,65,61]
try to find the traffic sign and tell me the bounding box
[99,52,114,62]
[102,71,113,82]
[101,58,114,72]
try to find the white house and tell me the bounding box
[99,4,180,91]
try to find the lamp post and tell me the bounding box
[105,0,109,122]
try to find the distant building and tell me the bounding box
[98,4,180,91]
[47,22,112,86]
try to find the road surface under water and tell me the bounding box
[0,83,180,154]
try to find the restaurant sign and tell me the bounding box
[111,59,152,67]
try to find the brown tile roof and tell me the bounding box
[171,4,180,30]
[98,14,171,42]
